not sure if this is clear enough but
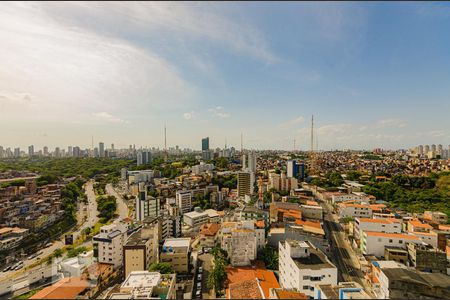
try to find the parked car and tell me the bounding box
[198,266,203,273]
[197,274,202,281]
[2,266,11,272]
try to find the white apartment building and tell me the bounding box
[93,222,128,269]
[191,162,214,175]
[331,194,369,204]
[360,231,424,257]
[354,218,402,240]
[220,220,264,266]
[337,203,372,219]
[183,208,209,229]
[176,190,192,214]
[269,172,298,192]
[279,240,337,298]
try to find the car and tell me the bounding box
[198,250,203,255]
[197,282,201,288]
[198,266,203,273]
[2,266,11,272]
[45,242,52,247]
[197,274,202,280]
[195,290,202,298]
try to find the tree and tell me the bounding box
[149,262,174,274]
[207,257,227,294]
[257,246,278,270]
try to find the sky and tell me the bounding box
[1,2,450,151]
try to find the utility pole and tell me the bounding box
[164,124,168,162]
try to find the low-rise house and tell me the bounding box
[226,265,280,299]
[199,223,220,248]
[30,277,90,299]
[407,242,448,274]
[354,217,402,241]
[315,282,370,299]
[360,231,424,257]
[60,250,93,278]
[338,203,372,219]
[109,271,176,299]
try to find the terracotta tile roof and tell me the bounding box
[226,266,280,299]
[364,231,420,240]
[357,218,394,224]
[85,262,113,278]
[306,200,319,206]
[295,219,322,229]
[438,224,450,231]
[228,279,262,299]
[30,277,89,299]
[200,223,220,236]
[255,220,265,228]
[408,219,433,229]
[274,289,308,299]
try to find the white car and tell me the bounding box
[198,266,203,273]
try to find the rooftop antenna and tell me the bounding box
[240,132,243,153]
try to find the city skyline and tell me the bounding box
[2,2,450,150]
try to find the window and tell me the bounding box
[399,240,403,244]
[389,239,393,243]
[303,285,309,290]
[303,276,310,280]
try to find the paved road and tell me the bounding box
[106,183,129,219]
[0,176,39,183]
[321,201,374,297]
[197,253,214,299]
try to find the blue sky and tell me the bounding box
[1,2,450,150]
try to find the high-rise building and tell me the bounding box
[43,146,48,156]
[137,149,152,166]
[431,144,436,153]
[0,146,3,158]
[238,172,251,197]
[418,145,424,155]
[73,146,81,158]
[93,222,128,269]
[14,147,20,158]
[54,147,60,157]
[202,137,209,151]
[99,142,105,157]
[287,160,305,180]
[176,191,192,214]
[424,145,430,153]
[28,145,34,157]
[135,182,160,221]
[68,146,73,157]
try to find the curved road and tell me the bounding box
[105,183,129,219]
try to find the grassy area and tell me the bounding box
[14,288,43,299]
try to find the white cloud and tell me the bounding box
[37,2,277,64]
[279,116,305,129]
[92,112,126,123]
[183,111,195,120]
[375,119,408,129]
[208,106,231,119]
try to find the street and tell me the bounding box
[106,183,129,219]
[197,253,215,299]
[321,201,374,297]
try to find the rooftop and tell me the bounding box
[163,237,191,251]
[30,277,89,299]
[121,271,161,289]
[272,289,308,299]
[282,240,336,270]
[364,231,421,240]
[226,266,280,299]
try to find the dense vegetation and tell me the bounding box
[67,246,88,258]
[257,245,278,270]
[310,172,344,188]
[208,247,229,295]
[192,193,212,210]
[148,262,174,274]
[363,173,450,219]
[212,174,237,189]
[96,195,117,223]
[0,157,134,180]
